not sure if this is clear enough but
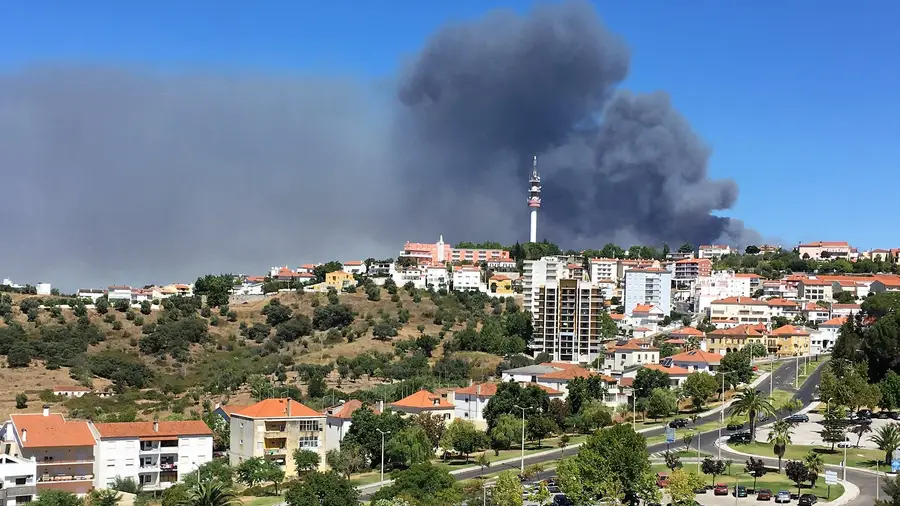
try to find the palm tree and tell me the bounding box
[180,480,238,506]
[731,389,775,440]
[804,451,825,487]
[768,419,794,472]
[870,424,900,465]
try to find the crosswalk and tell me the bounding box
[650,445,688,459]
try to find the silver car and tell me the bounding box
[775,490,791,503]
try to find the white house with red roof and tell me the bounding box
[0,452,37,505]
[665,349,722,374]
[452,266,484,292]
[830,303,860,318]
[602,340,660,373]
[628,304,666,329]
[802,303,831,325]
[390,390,455,421]
[340,261,366,276]
[324,400,381,451]
[812,317,844,355]
[451,382,563,428]
[797,241,852,260]
[633,363,691,387]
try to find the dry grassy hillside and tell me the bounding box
[0,288,509,420]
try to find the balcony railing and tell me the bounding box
[37,458,93,466]
[264,449,287,456]
[38,474,94,483]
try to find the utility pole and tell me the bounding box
[376,429,390,484]
[719,373,725,459]
[514,405,526,474]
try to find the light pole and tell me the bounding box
[697,431,701,473]
[632,391,636,430]
[376,429,390,484]
[719,373,725,459]
[513,405,526,474]
[795,353,799,388]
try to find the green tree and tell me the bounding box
[325,444,366,479]
[489,414,522,452]
[234,457,267,488]
[819,403,848,451]
[161,484,190,506]
[871,423,900,464]
[804,451,824,487]
[95,297,109,314]
[767,419,794,472]
[184,459,233,487]
[578,398,613,431]
[482,382,550,430]
[528,481,552,506]
[292,449,321,474]
[668,469,705,505]
[719,349,753,387]
[632,367,671,400]
[730,388,775,439]
[701,457,726,486]
[665,451,683,471]
[880,371,900,411]
[342,409,408,469]
[647,388,677,420]
[179,480,238,506]
[876,474,900,506]
[15,392,27,409]
[526,415,557,447]
[744,457,767,490]
[677,243,694,254]
[492,471,524,506]
[35,490,82,506]
[557,423,651,504]
[140,300,152,315]
[285,470,358,506]
[440,419,488,463]
[784,460,810,497]
[371,463,460,506]
[387,425,434,467]
[7,342,32,368]
[413,412,445,450]
[264,465,285,495]
[682,372,717,410]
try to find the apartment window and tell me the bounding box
[296,420,321,432]
[298,437,319,449]
[107,461,115,468]
[15,477,27,485]
[125,459,134,467]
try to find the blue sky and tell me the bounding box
[3,0,898,249]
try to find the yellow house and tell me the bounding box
[489,274,513,294]
[325,270,355,290]
[768,324,811,357]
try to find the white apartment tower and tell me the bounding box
[532,279,608,363]
[624,268,672,316]
[522,256,565,318]
[527,155,541,243]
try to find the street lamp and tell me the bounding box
[376,429,390,484]
[719,372,725,459]
[513,405,526,474]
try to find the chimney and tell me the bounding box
[447,390,455,404]
[42,405,50,417]
[21,429,26,443]
[377,400,384,413]
[214,402,221,410]
[476,384,482,396]
[153,421,159,433]
[286,399,292,417]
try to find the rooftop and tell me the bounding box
[94,421,212,438]
[669,349,722,365]
[391,390,454,409]
[10,413,96,448]
[233,398,322,419]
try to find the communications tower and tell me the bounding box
[527,155,541,243]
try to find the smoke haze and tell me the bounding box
[0,0,759,289]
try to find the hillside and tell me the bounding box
[0,285,522,421]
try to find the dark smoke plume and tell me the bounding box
[0,0,758,289]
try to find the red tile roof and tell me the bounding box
[767,298,799,307]
[615,339,659,351]
[643,363,691,375]
[233,398,322,418]
[454,382,563,397]
[708,324,766,337]
[325,400,380,419]
[610,313,624,320]
[820,317,847,327]
[10,414,96,448]
[391,390,454,409]
[664,338,687,345]
[632,304,658,313]
[770,325,810,336]
[712,297,767,306]
[669,349,722,365]
[343,261,363,266]
[669,326,705,337]
[94,421,212,438]
[538,365,595,381]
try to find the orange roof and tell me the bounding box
[669,349,722,364]
[767,298,799,307]
[300,263,317,269]
[805,303,828,312]
[219,404,250,415]
[820,317,847,327]
[712,297,767,306]
[874,276,900,288]
[233,398,322,418]
[669,326,704,337]
[53,385,91,392]
[325,400,380,419]
[539,365,594,381]
[709,324,766,337]
[675,258,712,264]
[343,260,363,266]
[615,339,659,351]
[664,338,687,345]
[610,313,624,320]
[643,363,691,375]
[10,414,96,448]
[771,324,810,336]
[391,390,454,409]
[455,382,563,397]
[632,304,658,313]
[246,276,266,283]
[634,326,652,332]
[734,273,759,278]
[94,421,212,438]
[619,377,634,387]
[799,241,850,248]
[800,278,830,286]
[276,268,302,278]
[832,304,860,310]
[490,274,510,281]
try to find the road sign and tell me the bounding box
[893,460,900,473]
[825,471,838,485]
[665,427,675,444]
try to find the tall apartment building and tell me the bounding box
[8,410,95,495]
[589,259,618,284]
[623,268,672,316]
[229,399,326,477]
[532,279,607,363]
[0,454,37,505]
[673,258,712,281]
[93,421,212,491]
[522,257,565,317]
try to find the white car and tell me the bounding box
[775,490,792,503]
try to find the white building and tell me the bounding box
[830,304,860,318]
[602,340,660,373]
[452,382,562,429]
[693,271,752,313]
[425,266,449,290]
[390,390,455,422]
[798,278,834,302]
[797,241,852,260]
[52,386,92,398]
[452,266,483,292]
[35,283,51,296]
[522,256,566,317]
[589,258,619,285]
[698,245,733,259]
[0,453,37,506]
[231,282,263,296]
[324,400,381,451]
[392,268,427,289]
[665,349,722,374]
[77,289,105,303]
[107,286,132,302]
[367,261,394,277]
[229,399,327,475]
[340,261,366,276]
[93,421,212,491]
[623,268,672,316]
[811,317,844,355]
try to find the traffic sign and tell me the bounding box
[825,471,837,485]
[892,460,900,473]
[665,427,676,444]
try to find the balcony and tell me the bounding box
[36,458,93,466]
[0,484,37,498]
[264,448,287,456]
[140,445,160,453]
[159,463,178,472]
[37,474,94,484]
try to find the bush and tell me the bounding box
[7,343,32,368]
[112,321,123,331]
[15,393,27,409]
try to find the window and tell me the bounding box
[125,459,134,467]
[107,461,115,468]
[298,437,319,449]
[15,477,27,485]
[296,420,321,432]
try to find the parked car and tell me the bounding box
[775,490,792,503]
[736,485,748,497]
[757,489,773,501]
[798,494,818,505]
[714,483,728,495]
[837,441,854,448]
[727,422,744,431]
[693,486,707,494]
[875,411,891,419]
[656,472,670,488]
[787,414,809,423]
[730,431,752,443]
[553,495,574,506]
[858,409,873,419]
[669,418,689,428]
[548,485,561,494]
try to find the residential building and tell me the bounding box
[705,324,767,356]
[797,241,852,260]
[673,258,712,281]
[762,280,798,300]
[340,261,366,276]
[831,279,869,300]
[531,279,607,363]
[623,268,672,316]
[803,303,831,325]
[366,261,393,277]
[488,274,513,295]
[871,276,900,294]
[392,267,427,289]
[399,236,512,267]
[425,266,449,290]
[452,266,483,292]
[231,281,263,296]
[450,247,511,266]
[627,304,666,329]
[798,278,834,302]
[767,299,801,319]
[93,421,212,491]
[451,383,563,428]
[0,453,37,505]
[35,283,51,296]
[324,401,381,451]
[589,258,618,285]
[522,256,566,317]
[830,304,860,318]
[698,245,733,259]
[486,259,517,272]
[665,350,722,374]
[324,271,354,290]
[534,364,602,397]
[52,386,91,398]
[390,390,455,421]
[271,267,303,283]
[709,297,769,326]
[228,399,326,476]
[8,410,95,495]
[296,264,318,275]
[767,325,811,357]
[76,289,105,303]
[735,273,761,293]
[500,364,561,384]
[636,363,691,387]
[107,286,132,302]
[602,340,660,373]
[693,271,752,313]
[812,317,845,355]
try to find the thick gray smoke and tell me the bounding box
[0,0,758,289]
